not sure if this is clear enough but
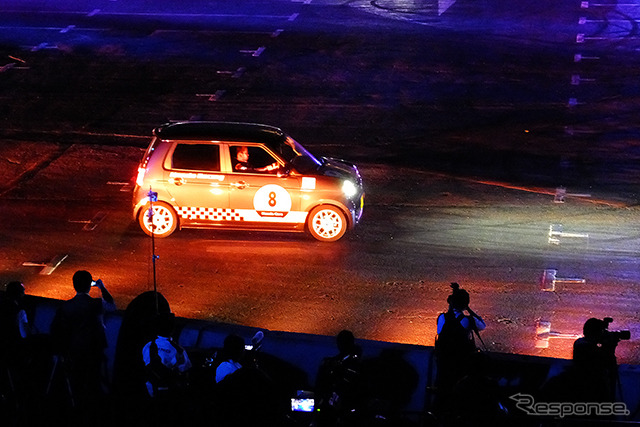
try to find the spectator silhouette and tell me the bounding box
[572,317,620,403]
[215,333,245,384]
[539,317,625,420]
[0,282,30,365]
[141,312,192,426]
[113,291,171,393]
[0,281,52,426]
[361,348,419,426]
[315,329,365,427]
[0,282,30,417]
[112,291,171,423]
[211,333,282,427]
[433,283,486,418]
[50,270,116,423]
[450,352,507,427]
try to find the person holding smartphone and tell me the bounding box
[50,270,116,420]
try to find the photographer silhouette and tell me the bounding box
[433,283,486,414]
[573,317,628,402]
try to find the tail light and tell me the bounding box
[136,167,147,187]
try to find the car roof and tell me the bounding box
[154,121,286,146]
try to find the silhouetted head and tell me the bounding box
[447,282,470,310]
[222,334,245,361]
[336,329,356,355]
[153,312,176,337]
[72,270,93,293]
[5,281,25,301]
[583,318,606,341]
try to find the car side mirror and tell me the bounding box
[277,167,290,177]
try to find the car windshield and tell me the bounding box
[275,136,322,173]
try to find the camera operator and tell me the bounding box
[573,317,629,402]
[433,283,486,416]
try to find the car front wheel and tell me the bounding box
[138,202,178,238]
[307,205,347,242]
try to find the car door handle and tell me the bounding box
[230,181,247,189]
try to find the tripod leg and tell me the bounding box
[45,355,58,395]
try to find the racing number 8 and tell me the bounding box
[253,184,292,214]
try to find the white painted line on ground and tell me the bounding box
[60,25,75,33]
[107,181,132,191]
[540,269,586,292]
[240,46,266,57]
[438,0,456,15]
[576,33,608,42]
[581,2,640,7]
[553,187,591,202]
[554,187,566,203]
[548,224,589,245]
[22,262,47,267]
[87,9,101,17]
[41,254,69,275]
[535,320,581,348]
[4,26,104,32]
[564,126,599,135]
[83,211,107,231]
[30,42,59,52]
[579,17,633,24]
[69,211,108,230]
[196,90,226,101]
[567,98,584,107]
[1,63,28,72]
[289,13,299,21]
[23,254,69,275]
[570,74,595,85]
[574,54,600,62]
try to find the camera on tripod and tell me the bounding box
[602,317,631,342]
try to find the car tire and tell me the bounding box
[138,201,178,238]
[307,205,347,242]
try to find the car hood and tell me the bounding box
[317,157,362,185]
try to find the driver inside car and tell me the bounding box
[234,146,279,173]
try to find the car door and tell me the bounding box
[227,144,305,226]
[164,142,231,223]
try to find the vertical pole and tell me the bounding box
[147,188,159,314]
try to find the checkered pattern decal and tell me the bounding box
[176,207,243,222]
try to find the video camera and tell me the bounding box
[602,317,631,342]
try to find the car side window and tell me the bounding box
[232,145,279,173]
[171,143,220,171]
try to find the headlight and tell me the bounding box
[342,180,358,198]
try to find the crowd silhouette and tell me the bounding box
[0,276,632,427]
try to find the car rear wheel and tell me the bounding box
[138,202,178,238]
[307,205,347,242]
